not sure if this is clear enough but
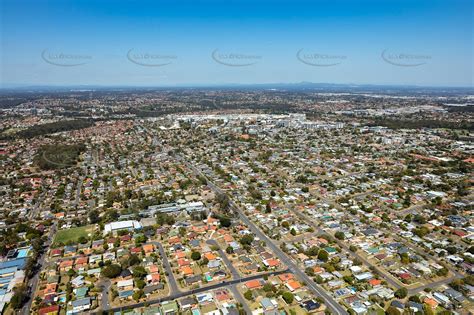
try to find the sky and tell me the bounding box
[1,0,472,87]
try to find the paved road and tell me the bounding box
[396,204,426,216]
[387,230,464,278]
[377,226,464,294]
[229,200,348,315]
[74,176,84,207]
[409,277,456,295]
[229,284,252,314]
[99,279,112,311]
[153,242,180,295]
[299,196,462,294]
[206,239,240,280]
[206,240,252,314]
[306,193,464,294]
[396,196,473,217]
[22,222,57,314]
[287,204,404,291]
[181,158,348,315]
[49,241,182,301]
[29,191,47,220]
[99,269,288,313]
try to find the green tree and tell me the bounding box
[156,213,175,226]
[403,196,411,207]
[266,203,272,213]
[134,235,147,246]
[88,209,100,223]
[314,275,323,284]
[318,250,329,262]
[216,193,230,210]
[386,306,401,315]
[191,251,201,261]
[101,264,122,278]
[78,236,88,244]
[128,254,140,266]
[10,285,28,309]
[135,279,146,289]
[446,246,457,255]
[244,290,253,300]
[394,287,408,299]
[240,234,254,246]
[282,291,294,304]
[449,279,464,291]
[67,269,76,277]
[413,227,429,238]
[133,266,147,279]
[437,267,449,277]
[133,289,144,301]
[114,238,121,248]
[263,283,274,292]
[400,253,410,264]
[306,246,319,257]
[335,231,345,240]
[423,304,434,315]
[219,216,231,228]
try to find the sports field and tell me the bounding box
[53,225,95,245]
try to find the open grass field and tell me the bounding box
[53,225,95,245]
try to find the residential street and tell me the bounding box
[205,239,252,314]
[99,279,112,311]
[100,269,288,313]
[21,222,57,314]
[153,242,180,295]
[181,156,349,315]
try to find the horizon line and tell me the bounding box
[1,81,473,90]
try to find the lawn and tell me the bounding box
[367,306,385,315]
[53,225,95,246]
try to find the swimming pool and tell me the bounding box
[16,248,29,258]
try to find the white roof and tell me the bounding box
[104,220,142,234]
[117,279,134,288]
[350,266,363,273]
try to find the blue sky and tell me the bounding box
[1,0,472,87]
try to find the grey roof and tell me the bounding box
[207,260,221,268]
[362,228,379,236]
[143,284,164,294]
[390,300,404,309]
[71,297,91,307]
[212,269,226,277]
[444,288,465,302]
[189,239,200,247]
[224,306,239,315]
[184,275,201,285]
[179,297,196,306]
[239,256,252,263]
[120,269,132,277]
[408,301,423,312]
